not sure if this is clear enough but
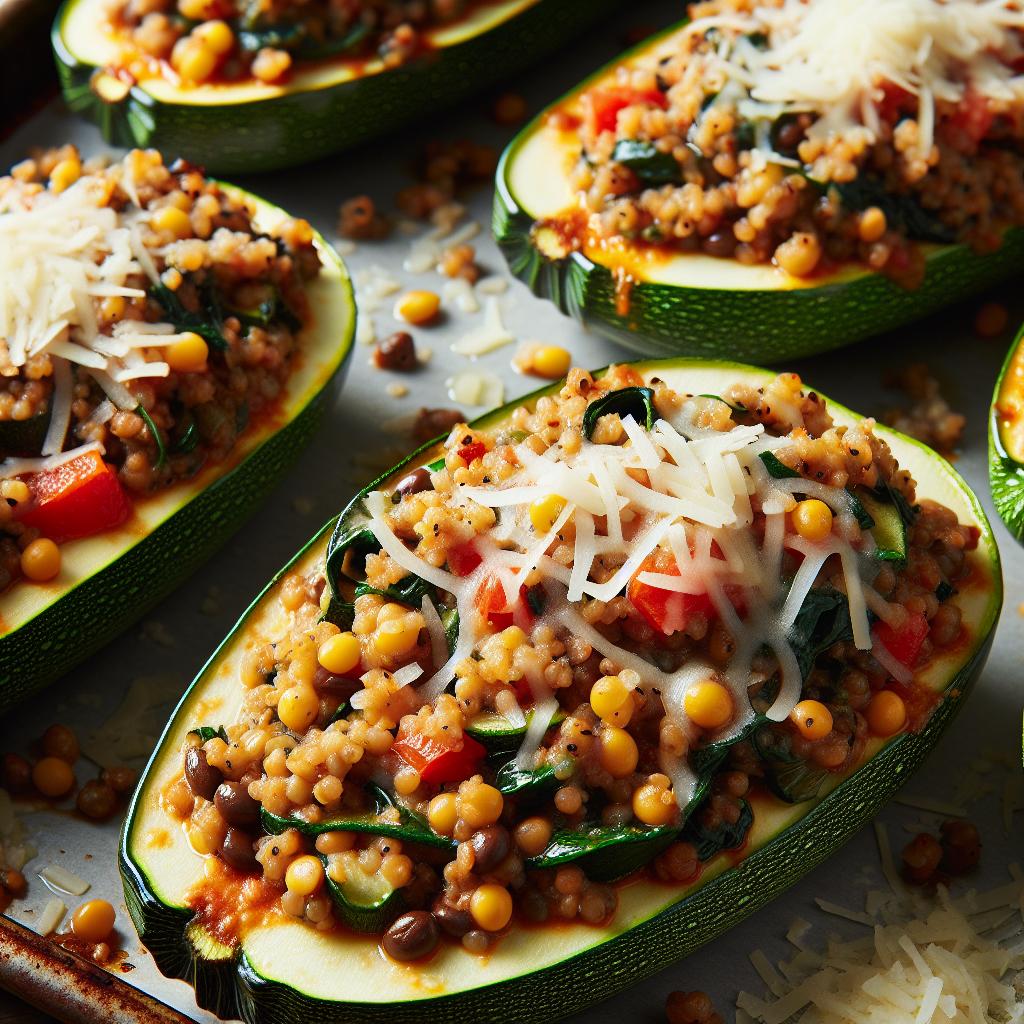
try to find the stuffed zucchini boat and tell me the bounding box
[0,146,355,708]
[495,4,1024,360]
[122,358,999,1023]
[53,0,617,175]
[990,325,1024,542]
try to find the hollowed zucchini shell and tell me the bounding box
[493,20,1024,361]
[0,187,355,710]
[990,323,1024,542]
[121,359,1000,1024]
[53,0,617,175]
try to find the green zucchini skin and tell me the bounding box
[0,192,355,710]
[52,0,617,175]
[120,358,1001,1024]
[990,324,1024,542]
[492,21,1024,361]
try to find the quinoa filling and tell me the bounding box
[105,0,501,88]
[169,367,980,960]
[546,0,1024,285]
[0,146,320,590]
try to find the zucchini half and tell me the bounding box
[121,359,1001,1024]
[0,187,355,710]
[53,0,617,175]
[493,21,1024,361]
[990,324,1024,541]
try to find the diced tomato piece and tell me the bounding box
[448,540,483,577]
[627,552,715,637]
[946,87,993,148]
[873,611,929,667]
[582,85,668,136]
[876,82,916,123]
[458,442,486,464]
[392,727,486,785]
[18,450,131,544]
[475,572,514,631]
[474,574,536,633]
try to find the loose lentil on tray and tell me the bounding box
[168,366,981,961]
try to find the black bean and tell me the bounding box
[702,230,737,258]
[382,911,440,962]
[219,828,259,873]
[470,825,511,875]
[184,747,222,801]
[214,780,260,829]
[431,897,473,938]
[392,466,433,502]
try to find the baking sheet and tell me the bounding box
[1,4,1022,1020]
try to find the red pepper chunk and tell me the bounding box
[18,450,131,544]
[475,573,514,631]
[583,85,668,136]
[458,442,486,465]
[447,540,483,577]
[874,611,929,667]
[627,553,716,637]
[474,574,535,634]
[392,727,486,786]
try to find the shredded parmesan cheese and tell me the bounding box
[689,0,1024,158]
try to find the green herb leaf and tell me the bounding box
[698,393,747,415]
[189,725,228,743]
[582,386,656,441]
[325,494,378,597]
[787,587,856,681]
[526,822,677,882]
[150,282,229,352]
[611,140,682,186]
[354,574,434,609]
[681,798,753,861]
[495,759,559,797]
[758,451,800,479]
[136,405,166,471]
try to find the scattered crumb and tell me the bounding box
[337,195,390,240]
[665,991,723,1024]
[491,91,528,126]
[387,383,409,398]
[974,301,1009,338]
[450,297,514,356]
[442,277,480,315]
[141,621,175,648]
[446,370,504,408]
[199,585,222,616]
[882,364,965,455]
[476,276,509,295]
[396,140,498,220]
[413,407,464,444]
[418,346,433,364]
[356,317,376,346]
[439,242,480,283]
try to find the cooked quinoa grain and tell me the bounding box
[172,365,983,954]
